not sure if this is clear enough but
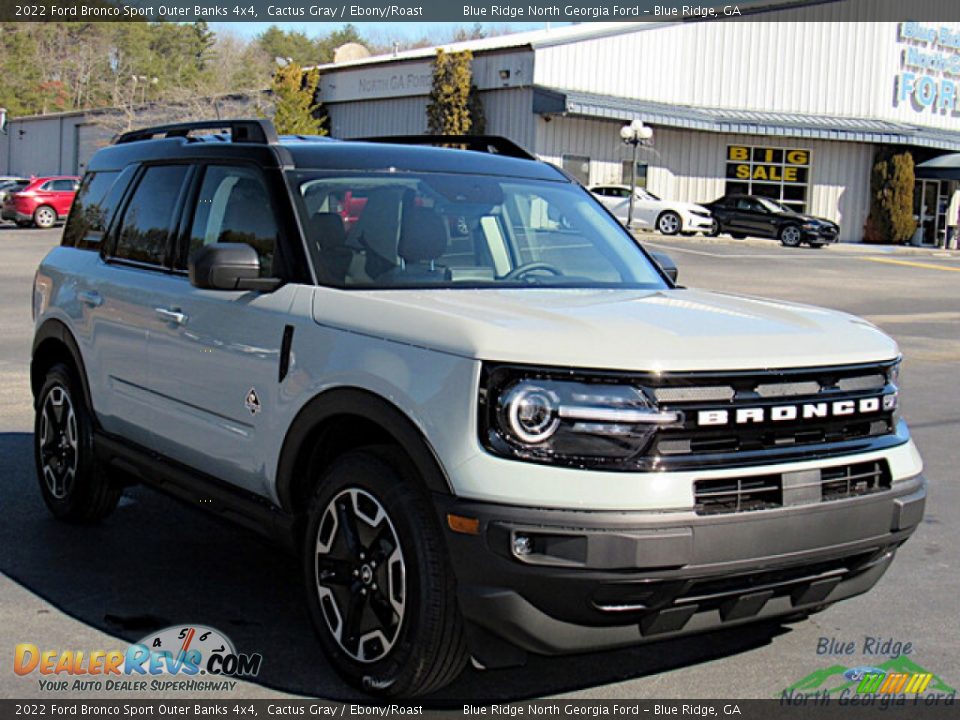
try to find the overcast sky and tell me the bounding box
[211,21,564,41]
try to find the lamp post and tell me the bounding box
[619,119,654,229]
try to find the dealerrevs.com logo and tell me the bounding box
[14,625,263,693]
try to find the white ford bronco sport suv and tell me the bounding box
[32,120,925,697]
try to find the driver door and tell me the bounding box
[145,164,300,494]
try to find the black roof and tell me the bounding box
[90,120,565,182]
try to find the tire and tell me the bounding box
[705,220,720,237]
[731,233,747,240]
[779,224,803,247]
[33,205,57,229]
[303,448,468,697]
[16,221,31,228]
[808,242,825,249]
[656,211,682,235]
[34,363,121,522]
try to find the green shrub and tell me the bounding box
[427,49,483,136]
[864,150,917,244]
[271,63,327,136]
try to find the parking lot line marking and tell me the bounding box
[643,242,722,257]
[865,257,960,273]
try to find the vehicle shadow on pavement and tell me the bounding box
[1,430,792,702]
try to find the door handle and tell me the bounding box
[155,307,188,325]
[77,290,102,307]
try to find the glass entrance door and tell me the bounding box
[913,180,941,246]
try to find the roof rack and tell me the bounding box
[356,135,536,160]
[115,119,279,145]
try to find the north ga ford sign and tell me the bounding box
[896,22,960,113]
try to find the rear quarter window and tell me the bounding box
[62,171,125,251]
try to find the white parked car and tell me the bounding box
[590,184,715,235]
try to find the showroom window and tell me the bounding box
[724,145,811,213]
[561,154,591,186]
[621,161,648,188]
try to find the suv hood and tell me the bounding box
[312,288,897,371]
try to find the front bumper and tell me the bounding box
[802,227,839,243]
[439,474,925,665]
[682,214,715,232]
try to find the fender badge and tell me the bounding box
[245,388,261,416]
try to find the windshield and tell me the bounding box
[756,197,790,213]
[291,171,668,290]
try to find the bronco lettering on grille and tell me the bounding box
[697,397,882,426]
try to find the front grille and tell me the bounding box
[821,460,891,501]
[695,459,892,515]
[482,360,902,472]
[693,474,782,514]
[647,360,900,470]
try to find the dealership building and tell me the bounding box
[3,2,959,243]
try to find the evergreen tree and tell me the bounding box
[271,63,327,136]
[864,150,917,244]
[426,49,474,135]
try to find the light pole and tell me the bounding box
[619,119,654,229]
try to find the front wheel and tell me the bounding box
[33,205,57,229]
[303,448,467,696]
[35,363,121,522]
[780,224,803,247]
[656,211,682,235]
[705,220,720,237]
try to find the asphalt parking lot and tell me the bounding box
[1,226,957,702]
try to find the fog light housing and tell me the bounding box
[512,534,534,557]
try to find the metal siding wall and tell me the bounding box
[8,118,63,176]
[328,96,428,138]
[327,88,535,147]
[536,117,873,242]
[533,7,959,132]
[481,89,535,150]
[76,124,114,174]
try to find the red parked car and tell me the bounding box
[2,176,80,229]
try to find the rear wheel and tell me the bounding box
[779,224,803,247]
[303,448,467,696]
[33,205,57,229]
[705,220,720,237]
[35,363,121,522]
[656,211,682,235]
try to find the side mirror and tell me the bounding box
[651,251,678,283]
[189,243,281,292]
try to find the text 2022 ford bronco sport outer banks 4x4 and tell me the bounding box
[31,120,925,697]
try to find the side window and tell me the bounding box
[186,166,278,276]
[561,154,590,186]
[40,181,54,192]
[112,165,188,267]
[51,179,77,192]
[735,198,753,211]
[62,171,120,250]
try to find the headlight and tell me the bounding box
[884,360,901,423]
[481,368,683,468]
